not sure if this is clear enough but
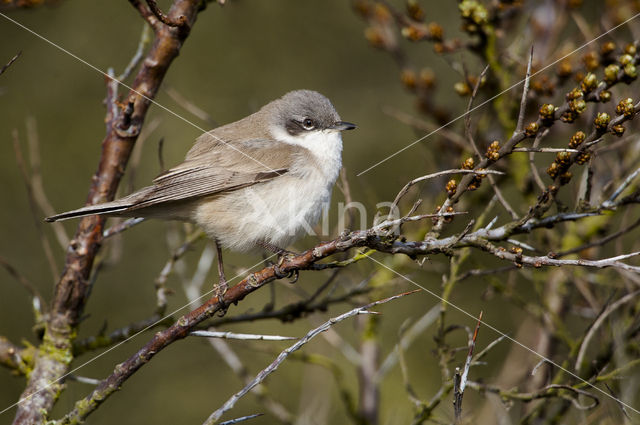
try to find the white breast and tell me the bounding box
[195,128,343,252]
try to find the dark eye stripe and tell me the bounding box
[285,118,317,135]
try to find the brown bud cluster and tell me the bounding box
[600,41,616,57]
[563,99,586,123]
[580,72,598,92]
[569,99,587,114]
[401,25,425,42]
[582,52,599,71]
[623,63,637,81]
[625,43,637,55]
[468,170,485,191]
[454,81,470,96]
[539,103,556,121]
[509,246,523,255]
[525,122,539,137]
[555,151,571,166]
[485,140,500,161]
[427,22,443,41]
[406,0,425,21]
[604,64,620,84]
[444,206,455,223]
[576,152,591,165]
[619,54,634,66]
[546,162,560,178]
[364,27,386,49]
[546,129,591,181]
[433,205,455,224]
[445,179,457,197]
[462,157,474,170]
[401,69,417,89]
[594,112,610,131]
[568,131,586,148]
[616,98,635,117]
[566,88,583,100]
[459,0,489,26]
[599,90,611,102]
[611,124,626,137]
[557,60,573,78]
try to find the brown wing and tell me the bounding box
[125,138,299,211]
[45,135,300,222]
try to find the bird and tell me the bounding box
[47,89,356,296]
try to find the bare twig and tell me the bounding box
[575,290,640,372]
[12,129,59,281]
[0,256,45,315]
[514,46,533,135]
[454,311,482,421]
[118,24,152,81]
[203,291,418,424]
[14,2,205,422]
[102,217,146,239]
[389,169,504,218]
[0,51,20,76]
[190,330,296,341]
[145,0,187,27]
[219,414,263,425]
[603,166,640,208]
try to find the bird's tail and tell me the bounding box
[45,201,134,222]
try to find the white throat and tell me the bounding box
[270,125,343,182]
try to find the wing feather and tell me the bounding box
[126,138,300,211]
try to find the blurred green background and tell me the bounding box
[0,1,617,424]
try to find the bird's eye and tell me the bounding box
[301,118,315,130]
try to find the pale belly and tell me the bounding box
[193,175,332,252]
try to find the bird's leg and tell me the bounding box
[257,241,299,283]
[214,240,229,313]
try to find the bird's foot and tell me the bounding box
[274,250,299,283]
[257,242,300,283]
[214,277,229,317]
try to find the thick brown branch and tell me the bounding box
[12,2,202,424]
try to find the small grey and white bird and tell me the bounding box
[47,90,355,290]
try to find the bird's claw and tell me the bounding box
[274,251,299,283]
[214,279,229,317]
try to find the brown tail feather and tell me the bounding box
[45,203,132,222]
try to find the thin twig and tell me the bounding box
[203,291,419,424]
[12,129,59,281]
[454,311,482,421]
[389,169,504,218]
[575,290,640,372]
[103,217,146,239]
[514,46,533,135]
[25,116,70,249]
[118,24,151,81]
[145,0,187,27]
[219,414,263,425]
[190,331,296,341]
[0,256,45,313]
[0,51,20,76]
[603,166,640,208]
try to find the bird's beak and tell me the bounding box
[331,121,356,131]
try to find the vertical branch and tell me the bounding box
[12,2,203,424]
[358,314,380,424]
